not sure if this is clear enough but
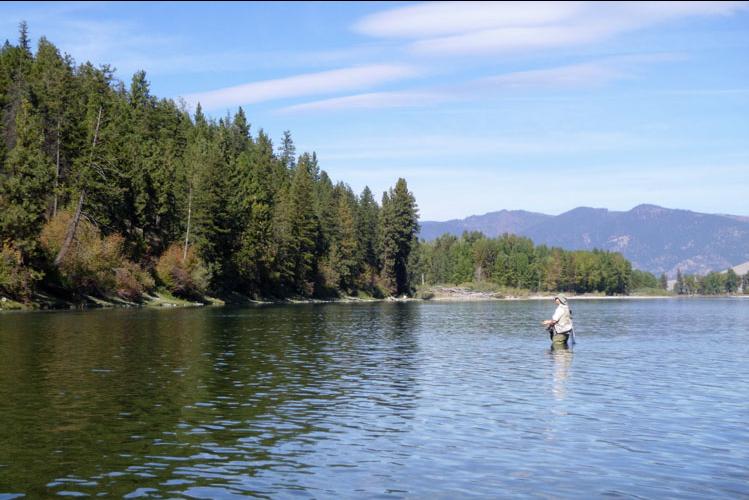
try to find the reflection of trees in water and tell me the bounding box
[0,304,423,496]
[356,303,420,413]
[183,303,421,493]
[0,308,211,497]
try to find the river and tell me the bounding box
[1,298,747,498]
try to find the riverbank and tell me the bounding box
[0,288,387,311]
[423,285,747,301]
[3,286,746,312]
[0,289,224,311]
[425,286,657,301]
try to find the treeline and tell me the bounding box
[674,269,748,295]
[413,231,633,295]
[0,24,419,302]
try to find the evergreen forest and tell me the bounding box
[0,25,419,303]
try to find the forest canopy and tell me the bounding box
[0,24,419,301]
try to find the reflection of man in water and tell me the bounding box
[550,347,573,401]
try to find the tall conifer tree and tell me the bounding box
[0,97,53,258]
[379,178,419,296]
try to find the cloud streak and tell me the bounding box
[478,53,681,89]
[355,1,749,56]
[353,1,583,38]
[280,54,677,113]
[183,64,422,110]
[278,90,447,113]
[307,131,644,163]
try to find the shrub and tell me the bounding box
[155,243,209,298]
[40,211,153,298]
[0,244,40,300]
[115,261,155,301]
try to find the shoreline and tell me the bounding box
[3,288,746,312]
[423,286,748,302]
[0,290,386,312]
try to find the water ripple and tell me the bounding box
[0,299,748,497]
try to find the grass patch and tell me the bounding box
[146,289,205,308]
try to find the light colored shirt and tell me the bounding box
[552,304,573,334]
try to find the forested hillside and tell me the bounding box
[414,232,635,295]
[0,24,419,303]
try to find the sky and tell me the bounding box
[1,1,748,220]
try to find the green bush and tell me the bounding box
[0,244,41,300]
[156,243,209,298]
[115,261,155,301]
[40,211,153,298]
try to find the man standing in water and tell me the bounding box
[543,295,575,347]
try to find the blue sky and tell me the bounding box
[2,1,748,220]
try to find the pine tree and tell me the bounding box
[379,178,418,296]
[659,272,668,290]
[278,130,296,169]
[192,127,235,290]
[181,111,210,262]
[287,161,319,295]
[313,169,336,258]
[675,269,684,295]
[356,186,379,270]
[233,130,277,294]
[1,23,34,161]
[29,37,78,217]
[328,190,359,292]
[725,268,739,294]
[0,97,53,259]
[18,21,31,56]
[233,107,250,145]
[194,102,207,128]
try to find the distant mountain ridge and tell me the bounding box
[419,209,552,241]
[419,204,749,277]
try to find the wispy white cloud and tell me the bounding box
[307,131,644,163]
[2,5,394,79]
[106,43,396,77]
[410,25,605,56]
[653,88,749,96]
[482,61,626,88]
[280,54,677,113]
[354,1,584,38]
[478,53,681,89]
[277,90,447,113]
[182,64,422,111]
[355,1,749,56]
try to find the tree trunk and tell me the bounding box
[52,122,60,217]
[183,184,192,261]
[54,190,84,265]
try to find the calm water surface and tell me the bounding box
[1,299,748,498]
